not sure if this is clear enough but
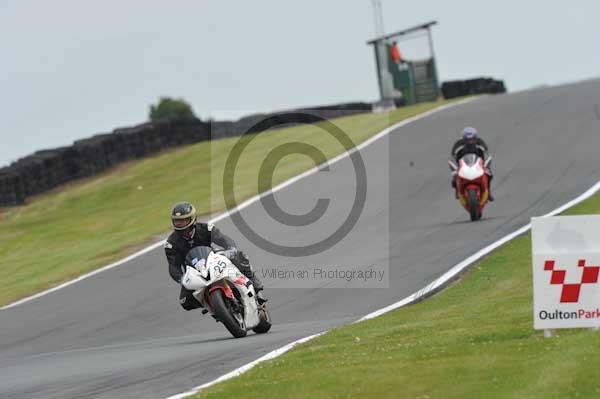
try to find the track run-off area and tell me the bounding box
[1,80,600,398]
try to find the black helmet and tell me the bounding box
[171,202,197,237]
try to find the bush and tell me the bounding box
[149,97,197,122]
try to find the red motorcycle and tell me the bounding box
[449,154,491,221]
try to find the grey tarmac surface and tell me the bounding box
[1,80,600,398]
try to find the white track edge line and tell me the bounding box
[1,97,477,311]
[166,179,600,399]
[165,332,325,399]
[0,241,165,310]
[210,97,477,224]
[358,179,600,321]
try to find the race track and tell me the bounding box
[1,80,600,398]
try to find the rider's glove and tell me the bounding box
[220,248,238,260]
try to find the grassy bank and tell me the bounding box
[193,193,600,399]
[0,100,454,306]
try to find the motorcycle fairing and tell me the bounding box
[181,251,260,329]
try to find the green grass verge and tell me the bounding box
[193,193,600,399]
[0,100,454,306]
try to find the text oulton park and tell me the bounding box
[538,308,600,320]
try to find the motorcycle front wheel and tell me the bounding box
[466,188,481,221]
[210,290,247,338]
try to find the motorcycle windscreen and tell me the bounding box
[185,246,213,268]
[461,153,478,166]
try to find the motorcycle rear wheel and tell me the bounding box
[210,290,247,338]
[252,306,272,334]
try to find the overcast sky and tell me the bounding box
[2,0,599,166]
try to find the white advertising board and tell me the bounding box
[531,215,600,329]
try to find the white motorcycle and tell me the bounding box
[181,246,271,338]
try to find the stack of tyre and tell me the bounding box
[441,77,506,99]
[0,102,372,206]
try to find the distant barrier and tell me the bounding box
[441,77,506,99]
[0,103,371,206]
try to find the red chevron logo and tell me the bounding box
[544,259,600,303]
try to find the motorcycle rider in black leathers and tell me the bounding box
[164,201,265,311]
[450,127,494,202]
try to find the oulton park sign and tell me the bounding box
[531,215,600,330]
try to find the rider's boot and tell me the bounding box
[451,175,458,199]
[234,251,267,303]
[256,291,267,305]
[487,173,495,202]
[246,273,267,304]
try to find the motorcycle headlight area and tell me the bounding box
[190,257,211,280]
[200,267,210,280]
